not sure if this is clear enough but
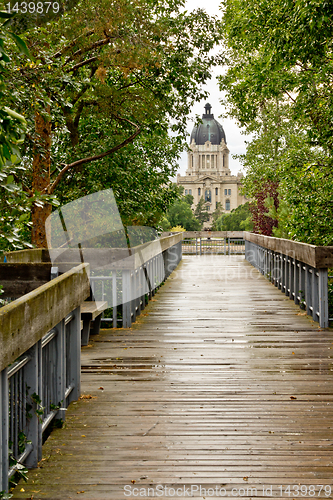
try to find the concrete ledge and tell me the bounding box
[0,263,90,372]
[182,231,244,238]
[5,234,184,271]
[244,232,333,268]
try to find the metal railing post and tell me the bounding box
[122,270,132,328]
[66,307,81,404]
[55,319,66,422]
[318,269,329,328]
[0,368,9,492]
[25,341,42,467]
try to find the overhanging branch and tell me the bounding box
[48,117,141,194]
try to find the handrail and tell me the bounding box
[244,232,333,269]
[4,233,184,266]
[163,231,244,238]
[0,263,91,493]
[0,263,90,372]
[244,233,331,328]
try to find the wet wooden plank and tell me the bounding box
[11,255,333,499]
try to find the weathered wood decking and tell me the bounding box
[12,255,333,499]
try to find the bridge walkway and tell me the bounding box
[12,255,333,499]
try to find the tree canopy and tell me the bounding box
[219,0,333,245]
[1,0,223,247]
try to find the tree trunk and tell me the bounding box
[31,110,52,248]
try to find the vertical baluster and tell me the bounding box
[294,260,299,305]
[122,270,131,328]
[312,269,319,323]
[113,271,117,328]
[318,269,329,328]
[305,267,312,316]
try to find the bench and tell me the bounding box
[80,301,108,346]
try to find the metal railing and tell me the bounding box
[182,237,245,255]
[0,264,90,493]
[90,238,182,327]
[244,233,333,328]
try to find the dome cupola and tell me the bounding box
[190,103,226,145]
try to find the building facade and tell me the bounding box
[177,103,246,225]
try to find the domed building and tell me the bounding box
[177,103,246,225]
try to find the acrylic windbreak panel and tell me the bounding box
[45,189,164,310]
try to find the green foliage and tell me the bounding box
[0,11,59,251]
[219,0,333,245]
[214,202,252,231]
[162,188,202,231]
[163,198,202,231]
[194,197,209,224]
[2,0,223,243]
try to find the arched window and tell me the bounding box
[185,189,188,195]
[198,187,201,196]
[225,199,230,211]
[215,187,218,196]
[189,189,192,195]
[205,189,211,203]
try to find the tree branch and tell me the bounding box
[48,117,141,194]
[66,56,98,73]
[52,29,95,59]
[63,37,116,66]
[283,89,296,103]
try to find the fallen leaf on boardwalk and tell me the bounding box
[243,477,248,481]
[20,488,25,492]
[292,352,295,355]
[77,491,85,494]
[98,387,104,390]
[290,396,297,400]
[81,435,86,437]
[131,480,136,484]
[79,394,97,400]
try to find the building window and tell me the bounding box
[216,201,218,209]
[206,156,210,168]
[207,205,210,211]
[224,189,227,195]
[191,155,193,168]
[189,189,192,195]
[198,187,201,196]
[228,189,231,195]
[225,199,230,211]
[185,189,188,195]
[202,155,205,168]
[205,189,211,202]
[215,187,218,196]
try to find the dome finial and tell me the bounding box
[203,103,214,119]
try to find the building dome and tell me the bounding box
[190,103,226,145]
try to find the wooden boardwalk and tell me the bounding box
[12,255,333,499]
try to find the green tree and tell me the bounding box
[5,0,222,246]
[219,0,333,244]
[214,202,252,231]
[194,197,210,224]
[0,10,54,251]
[163,199,201,231]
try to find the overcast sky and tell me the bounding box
[177,0,250,176]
